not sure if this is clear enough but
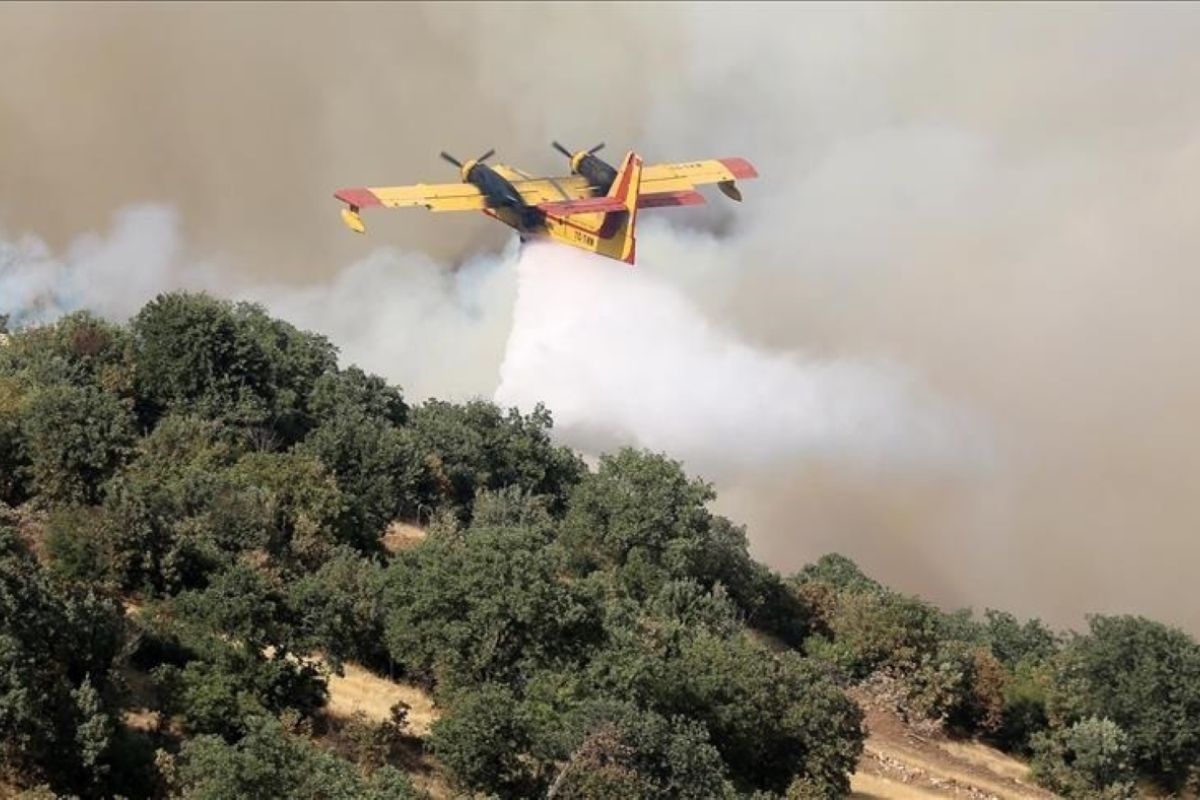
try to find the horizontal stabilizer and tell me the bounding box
[638,190,706,209]
[537,196,628,217]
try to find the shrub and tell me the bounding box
[1031,717,1137,799]
[1051,615,1200,786]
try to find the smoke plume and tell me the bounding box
[495,238,983,479]
[3,3,1200,632]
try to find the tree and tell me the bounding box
[299,412,419,546]
[152,564,327,740]
[0,375,28,504]
[288,547,388,671]
[562,449,794,636]
[1031,717,1137,799]
[589,625,864,796]
[428,683,534,797]
[1051,615,1200,787]
[982,609,1059,670]
[131,292,336,444]
[409,400,584,520]
[0,312,135,398]
[382,521,602,689]
[168,715,421,799]
[792,553,884,596]
[548,703,734,800]
[172,563,295,654]
[0,527,124,796]
[308,366,407,428]
[226,451,345,567]
[803,587,942,680]
[22,383,135,504]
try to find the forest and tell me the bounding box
[1,293,1198,799]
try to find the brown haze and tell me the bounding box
[3,2,1200,633]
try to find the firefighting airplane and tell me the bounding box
[333,142,757,265]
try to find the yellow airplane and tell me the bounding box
[333,142,758,265]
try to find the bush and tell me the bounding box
[409,400,584,520]
[382,521,602,689]
[590,626,864,796]
[1050,615,1200,787]
[169,715,422,799]
[0,527,124,796]
[22,383,135,504]
[1031,717,1137,799]
[154,645,326,741]
[130,292,336,444]
[428,683,534,797]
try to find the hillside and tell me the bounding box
[849,687,1055,800]
[2,295,1200,799]
[310,643,1058,800]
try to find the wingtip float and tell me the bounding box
[339,206,366,234]
[333,143,758,266]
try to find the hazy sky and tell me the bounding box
[3,2,1199,633]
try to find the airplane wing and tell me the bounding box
[334,184,490,213]
[641,157,758,188]
[337,174,599,212]
[509,173,597,204]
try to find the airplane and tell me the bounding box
[333,142,757,265]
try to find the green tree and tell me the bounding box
[382,521,602,689]
[299,411,419,546]
[1051,615,1200,786]
[549,702,734,800]
[308,366,407,427]
[0,527,124,795]
[409,400,584,520]
[982,609,1059,670]
[0,375,28,504]
[562,449,801,643]
[0,312,135,398]
[168,715,421,799]
[172,563,296,653]
[590,625,864,796]
[288,547,388,671]
[22,383,135,504]
[131,292,336,444]
[428,683,534,797]
[1031,716,1137,799]
[226,451,346,567]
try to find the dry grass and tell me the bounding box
[851,772,956,800]
[848,686,1056,800]
[938,741,1034,784]
[381,522,427,554]
[324,662,439,738]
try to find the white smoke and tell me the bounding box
[495,238,983,482]
[0,206,516,402]
[240,242,518,402]
[0,205,218,326]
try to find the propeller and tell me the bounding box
[552,141,605,159]
[440,148,496,170]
